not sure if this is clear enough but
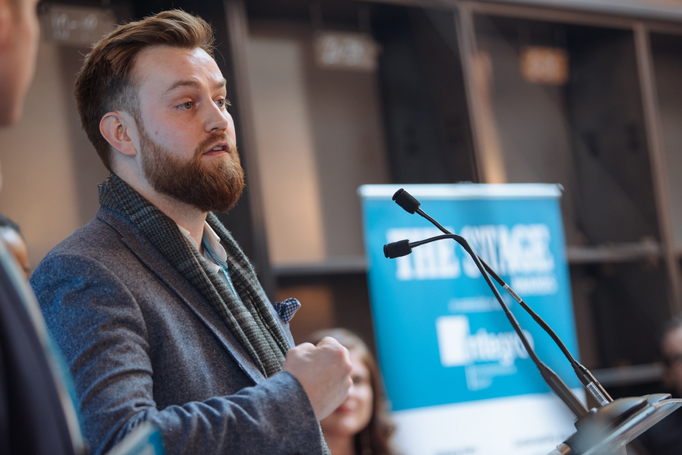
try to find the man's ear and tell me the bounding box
[100,112,139,157]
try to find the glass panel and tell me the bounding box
[246,22,389,266]
[571,261,669,369]
[651,32,682,253]
[373,6,477,184]
[472,15,659,248]
[472,15,668,370]
[246,4,478,268]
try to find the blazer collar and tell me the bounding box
[96,206,266,384]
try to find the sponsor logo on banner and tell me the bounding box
[436,315,534,391]
[386,224,558,296]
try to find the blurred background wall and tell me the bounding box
[3,0,682,399]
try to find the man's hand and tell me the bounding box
[283,337,353,421]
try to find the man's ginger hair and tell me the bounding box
[75,9,216,171]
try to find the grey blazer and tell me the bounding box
[30,207,322,455]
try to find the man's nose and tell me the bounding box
[205,102,229,132]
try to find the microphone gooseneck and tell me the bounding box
[385,232,589,418]
[388,188,613,408]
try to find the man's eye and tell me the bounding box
[215,99,231,108]
[178,101,193,109]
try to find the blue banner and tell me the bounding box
[360,184,581,454]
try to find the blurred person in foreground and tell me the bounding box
[631,316,682,455]
[306,329,397,455]
[29,9,352,455]
[0,213,31,279]
[0,0,85,453]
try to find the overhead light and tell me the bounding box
[313,31,381,72]
[520,46,569,85]
[40,4,116,48]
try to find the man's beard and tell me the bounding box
[139,123,245,213]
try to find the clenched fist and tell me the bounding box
[283,337,353,420]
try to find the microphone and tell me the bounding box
[383,239,412,258]
[392,188,421,214]
[383,235,454,259]
[383,188,682,454]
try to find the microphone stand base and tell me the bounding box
[551,394,682,455]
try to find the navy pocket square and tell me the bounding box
[274,298,301,324]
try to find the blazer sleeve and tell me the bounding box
[30,253,322,455]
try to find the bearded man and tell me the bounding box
[30,10,352,455]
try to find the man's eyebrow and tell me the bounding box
[165,78,227,93]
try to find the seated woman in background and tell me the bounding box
[305,328,397,455]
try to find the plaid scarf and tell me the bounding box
[99,173,289,377]
[99,174,332,455]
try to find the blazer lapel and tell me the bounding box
[97,207,266,384]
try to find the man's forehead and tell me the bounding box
[163,78,227,95]
[133,45,225,92]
